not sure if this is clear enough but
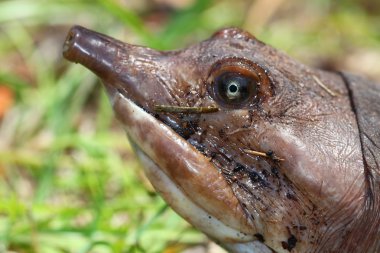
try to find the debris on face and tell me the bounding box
[243,149,285,162]
[281,234,298,252]
[312,75,338,97]
[154,105,219,113]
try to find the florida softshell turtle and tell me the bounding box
[62,26,380,253]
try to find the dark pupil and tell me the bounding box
[215,72,256,105]
[229,84,238,93]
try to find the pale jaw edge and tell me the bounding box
[135,147,272,253]
[114,93,272,253]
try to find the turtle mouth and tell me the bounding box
[111,92,254,240]
[111,92,276,252]
[130,142,251,242]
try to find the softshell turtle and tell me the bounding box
[62,26,380,253]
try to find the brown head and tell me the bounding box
[63,26,379,252]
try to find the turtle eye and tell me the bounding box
[214,71,258,105]
[208,58,271,108]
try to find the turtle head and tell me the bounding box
[63,26,374,252]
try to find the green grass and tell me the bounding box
[0,0,379,252]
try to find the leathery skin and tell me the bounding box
[63,26,380,253]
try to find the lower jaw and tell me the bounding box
[130,139,273,253]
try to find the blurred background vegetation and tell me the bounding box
[0,0,379,252]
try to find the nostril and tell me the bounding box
[62,28,78,55]
[66,31,74,43]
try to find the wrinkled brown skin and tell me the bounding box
[62,26,380,252]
